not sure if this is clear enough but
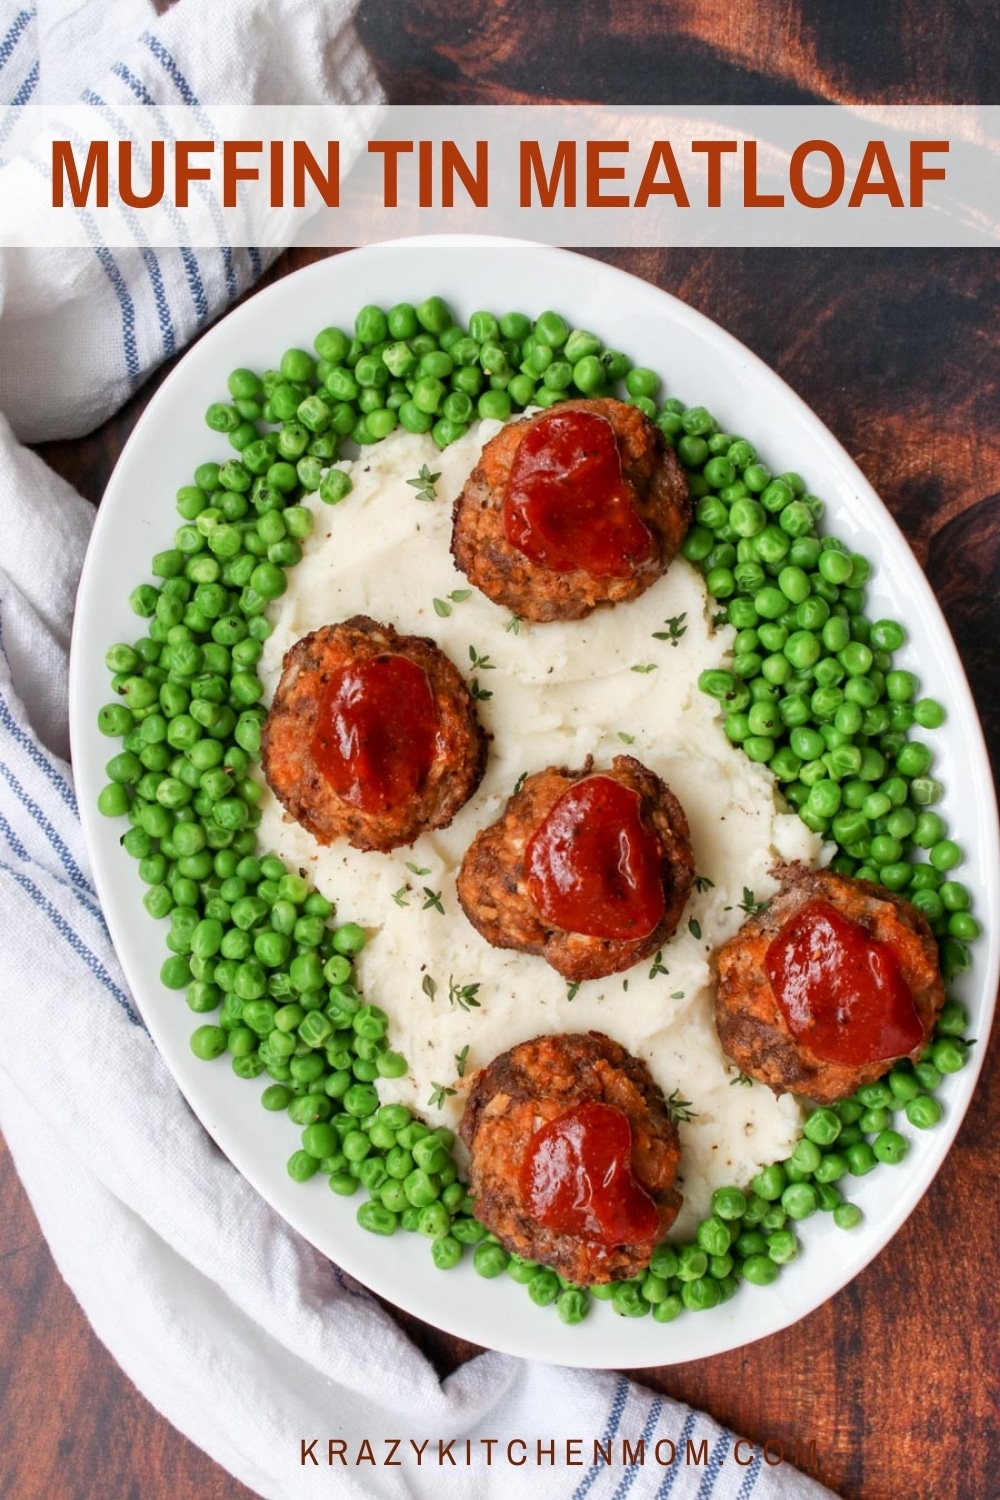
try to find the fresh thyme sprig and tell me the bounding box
[653,613,687,646]
[739,887,770,916]
[665,1089,698,1125]
[468,645,495,672]
[407,464,440,502]
[448,976,481,1011]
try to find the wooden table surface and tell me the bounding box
[4,7,999,1500]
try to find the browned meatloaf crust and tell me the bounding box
[460,1031,682,1284]
[456,755,695,982]
[715,864,945,1103]
[261,615,488,853]
[450,397,690,621]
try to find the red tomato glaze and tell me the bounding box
[522,1101,660,1245]
[764,898,924,1066]
[312,654,437,814]
[524,776,666,941]
[502,409,654,576]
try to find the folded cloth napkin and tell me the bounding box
[0,4,838,1498]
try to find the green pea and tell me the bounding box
[355,1201,397,1237]
[333,923,366,956]
[905,1093,943,1129]
[814,1152,849,1184]
[611,1283,649,1318]
[741,1254,780,1286]
[680,1277,721,1313]
[870,1129,908,1165]
[648,1243,679,1279]
[190,1024,226,1060]
[473,1241,509,1278]
[766,1229,800,1265]
[710,1187,747,1222]
[930,839,961,872]
[781,1183,818,1220]
[676,1246,708,1281]
[751,1163,787,1202]
[827,1201,861,1232]
[931,1037,969,1074]
[696,1217,732,1257]
[556,1288,591,1325]
[845,1141,878,1176]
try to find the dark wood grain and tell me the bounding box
[0,1135,260,1500]
[5,4,1000,1498]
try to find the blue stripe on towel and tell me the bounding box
[9,51,36,103]
[1,860,141,1024]
[109,63,211,327]
[93,243,141,385]
[0,54,38,160]
[138,32,243,303]
[81,88,177,359]
[24,138,144,387]
[0,7,33,76]
[0,685,78,815]
[696,1429,733,1498]
[139,31,199,106]
[654,1410,698,1498]
[610,1396,666,1500]
[573,1374,631,1500]
[736,1446,764,1498]
[0,758,93,893]
[0,805,109,935]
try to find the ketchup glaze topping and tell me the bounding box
[522,1101,660,1245]
[312,654,437,814]
[764,898,924,1066]
[502,409,654,577]
[524,776,666,941]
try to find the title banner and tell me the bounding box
[1,105,997,248]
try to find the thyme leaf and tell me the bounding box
[468,645,495,672]
[652,612,688,646]
[665,1088,698,1124]
[739,887,770,916]
[407,464,440,502]
[448,976,481,1011]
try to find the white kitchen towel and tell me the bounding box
[0,4,837,1498]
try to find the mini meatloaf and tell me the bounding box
[451,398,690,621]
[261,615,487,853]
[457,755,695,982]
[715,864,945,1103]
[460,1031,682,1284]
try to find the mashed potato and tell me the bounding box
[258,422,823,1231]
